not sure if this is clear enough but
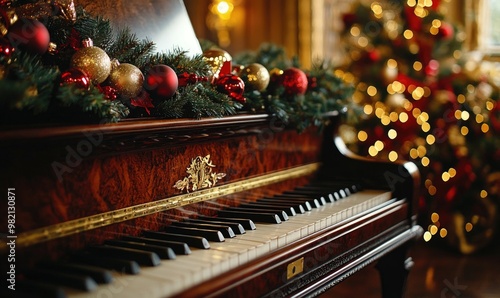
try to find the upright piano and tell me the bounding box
[1,112,422,298]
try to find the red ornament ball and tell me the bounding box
[281,67,308,95]
[60,68,91,90]
[7,18,50,55]
[0,37,15,57]
[216,74,246,103]
[144,64,178,100]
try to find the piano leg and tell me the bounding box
[376,243,414,298]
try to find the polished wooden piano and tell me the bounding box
[1,112,422,298]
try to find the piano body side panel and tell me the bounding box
[318,115,421,224]
[0,119,323,271]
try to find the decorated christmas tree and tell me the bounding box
[338,0,499,253]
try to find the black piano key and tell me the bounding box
[225,206,289,221]
[121,236,191,255]
[105,239,176,260]
[286,188,338,203]
[17,280,67,298]
[71,252,140,275]
[265,195,321,208]
[26,268,97,292]
[248,200,306,214]
[279,193,327,205]
[164,226,225,242]
[38,262,114,284]
[172,221,236,238]
[143,230,210,249]
[87,245,161,267]
[241,202,298,216]
[255,198,311,212]
[198,216,256,230]
[188,218,246,235]
[218,210,281,224]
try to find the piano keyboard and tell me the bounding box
[18,184,393,298]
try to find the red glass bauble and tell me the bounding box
[60,68,91,90]
[144,64,178,100]
[281,67,308,95]
[7,18,50,55]
[0,37,15,57]
[216,74,246,103]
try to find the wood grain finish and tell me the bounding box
[0,115,322,270]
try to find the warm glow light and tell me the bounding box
[421,156,430,167]
[448,168,456,177]
[375,108,385,118]
[399,112,409,122]
[375,140,384,151]
[457,94,466,103]
[363,104,373,115]
[369,146,378,156]
[410,148,419,159]
[381,115,391,125]
[423,231,432,242]
[358,130,368,141]
[440,228,448,238]
[351,26,361,37]
[480,190,488,198]
[388,151,398,161]
[486,101,495,110]
[428,185,437,195]
[387,59,398,68]
[404,30,414,39]
[430,225,438,235]
[442,172,451,182]
[481,123,489,133]
[476,114,484,123]
[421,122,431,132]
[388,129,398,139]
[217,1,230,14]
[389,112,399,122]
[417,145,427,157]
[413,61,423,71]
[367,86,378,96]
[465,223,473,232]
[426,134,435,145]
[431,212,440,223]
[461,110,470,120]
[432,19,442,28]
[358,37,369,47]
[461,126,469,135]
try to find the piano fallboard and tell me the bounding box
[0,113,421,297]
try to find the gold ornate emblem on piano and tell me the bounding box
[1,112,422,298]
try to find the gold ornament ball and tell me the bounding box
[108,63,144,98]
[70,46,111,84]
[203,49,232,79]
[241,63,270,91]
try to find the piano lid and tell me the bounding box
[78,0,202,57]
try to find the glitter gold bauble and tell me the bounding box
[202,49,232,80]
[240,63,270,92]
[70,46,111,84]
[108,62,144,98]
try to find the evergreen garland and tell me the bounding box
[1,2,354,131]
[234,45,356,131]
